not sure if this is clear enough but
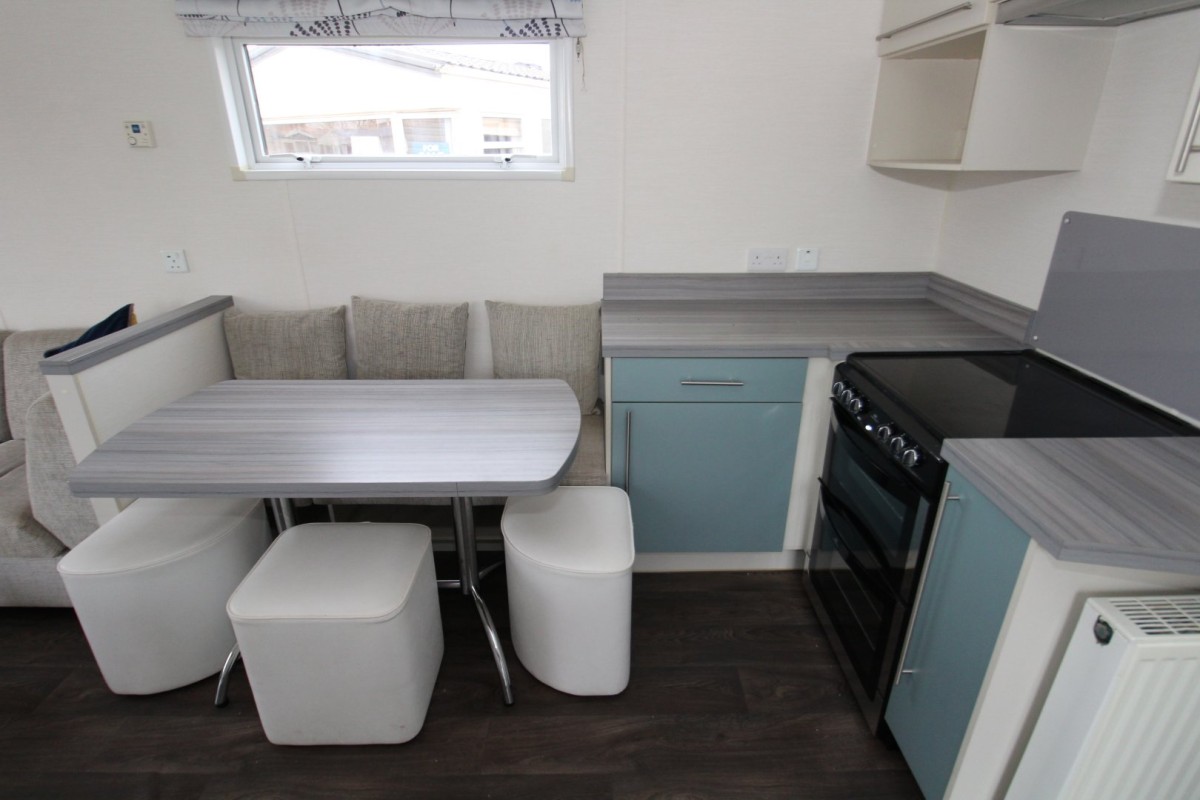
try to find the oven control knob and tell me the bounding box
[832,381,846,397]
[900,447,923,468]
[848,396,867,415]
[876,423,894,442]
[889,435,908,458]
[838,387,857,408]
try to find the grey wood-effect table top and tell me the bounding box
[70,380,582,500]
[943,437,1200,577]
[601,299,1022,359]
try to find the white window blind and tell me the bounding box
[175,0,586,39]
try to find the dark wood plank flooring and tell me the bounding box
[0,537,920,799]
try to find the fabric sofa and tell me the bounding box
[0,329,99,606]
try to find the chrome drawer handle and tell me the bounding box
[680,380,745,387]
[624,409,632,494]
[877,2,973,40]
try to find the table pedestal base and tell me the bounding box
[453,497,515,705]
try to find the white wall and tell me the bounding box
[5,1,1197,365]
[936,10,1200,309]
[0,0,950,377]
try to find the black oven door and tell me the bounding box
[809,481,905,701]
[821,402,935,601]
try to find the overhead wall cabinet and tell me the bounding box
[1168,60,1200,183]
[610,358,805,554]
[869,2,1115,171]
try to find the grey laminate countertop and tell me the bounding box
[600,273,1031,358]
[943,437,1200,577]
[601,298,1022,359]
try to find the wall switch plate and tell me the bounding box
[161,249,189,273]
[747,247,789,272]
[124,120,155,148]
[795,247,820,271]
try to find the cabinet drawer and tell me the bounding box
[611,358,807,403]
[877,0,993,57]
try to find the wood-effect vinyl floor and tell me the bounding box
[0,549,921,799]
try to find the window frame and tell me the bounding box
[215,37,575,181]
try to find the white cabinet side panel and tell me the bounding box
[947,545,1200,799]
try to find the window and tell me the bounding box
[219,39,573,179]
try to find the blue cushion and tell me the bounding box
[43,305,135,357]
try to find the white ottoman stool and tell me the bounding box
[501,486,634,696]
[227,522,443,746]
[57,497,270,695]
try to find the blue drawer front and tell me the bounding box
[612,358,808,402]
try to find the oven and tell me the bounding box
[805,349,1199,737]
[805,363,949,735]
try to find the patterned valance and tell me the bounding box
[175,0,586,39]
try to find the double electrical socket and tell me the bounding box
[747,247,820,272]
[161,249,189,273]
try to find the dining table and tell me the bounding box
[69,378,583,706]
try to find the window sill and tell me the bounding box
[230,165,575,181]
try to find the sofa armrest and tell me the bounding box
[26,392,98,548]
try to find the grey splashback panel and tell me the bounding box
[1028,212,1200,422]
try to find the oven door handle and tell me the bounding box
[894,480,961,686]
[829,402,927,497]
[816,490,899,603]
[818,480,894,580]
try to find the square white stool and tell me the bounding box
[227,522,443,745]
[501,486,634,696]
[58,497,270,695]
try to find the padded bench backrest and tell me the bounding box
[4,329,83,440]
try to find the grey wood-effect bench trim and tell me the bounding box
[39,296,233,376]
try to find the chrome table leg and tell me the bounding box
[213,641,241,707]
[452,496,514,705]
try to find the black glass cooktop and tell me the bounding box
[845,350,1197,442]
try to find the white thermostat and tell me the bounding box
[123,121,155,148]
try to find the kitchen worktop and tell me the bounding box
[600,271,1200,580]
[601,273,1028,358]
[943,437,1200,577]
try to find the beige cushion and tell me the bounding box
[486,301,601,414]
[26,393,98,548]
[352,297,468,380]
[0,439,24,478]
[0,467,65,558]
[223,307,348,380]
[3,329,84,439]
[562,414,607,486]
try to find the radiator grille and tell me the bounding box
[1108,596,1200,636]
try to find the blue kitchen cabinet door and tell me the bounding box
[611,401,801,552]
[884,467,1029,800]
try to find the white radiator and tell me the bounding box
[1006,595,1200,800]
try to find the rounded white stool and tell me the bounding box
[501,486,634,696]
[227,522,443,746]
[57,497,270,695]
